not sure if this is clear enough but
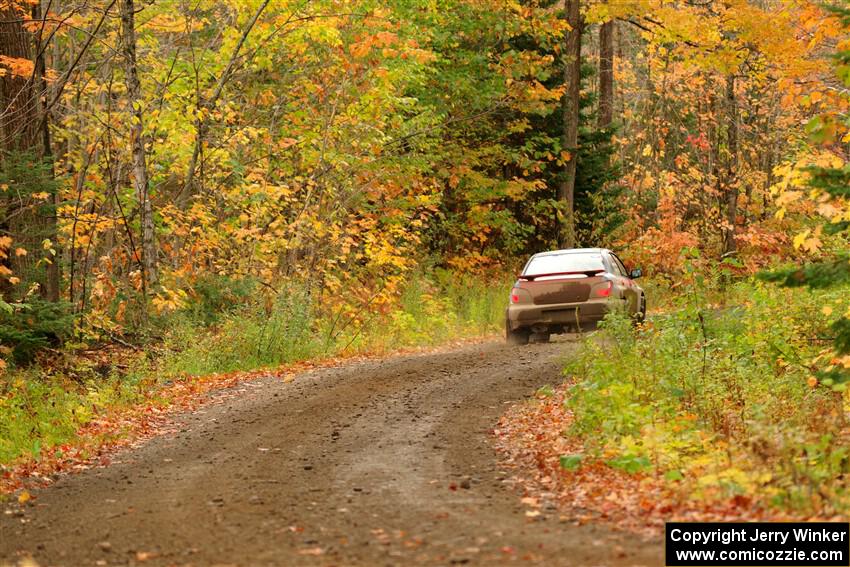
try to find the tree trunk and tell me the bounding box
[722,74,738,257]
[33,0,60,302]
[0,5,39,152]
[0,1,59,301]
[598,20,614,129]
[558,0,582,248]
[120,0,157,288]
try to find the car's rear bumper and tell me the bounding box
[506,298,613,332]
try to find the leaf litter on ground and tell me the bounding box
[493,383,843,537]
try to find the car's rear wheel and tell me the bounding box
[632,294,646,324]
[530,332,551,343]
[506,322,530,345]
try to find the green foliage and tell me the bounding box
[760,258,850,387]
[536,384,556,398]
[414,4,622,265]
[608,454,652,474]
[0,367,146,464]
[506,57,623,251]
[0,298,74,365]
[805,165,850,199]
[177,275,257,327]
[574,122,625,247]
[162,283,319,376]
[833,318,850,355]
[564,278,850,512]
[0,151,58,297]
[152,274,506,377]
[759,258,850,289]
[559,453,583,471]
[760,15,850,382]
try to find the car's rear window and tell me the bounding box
[524,253,605,276]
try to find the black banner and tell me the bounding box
[666,522,850,566]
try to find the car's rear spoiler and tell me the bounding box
[518,269,605,281]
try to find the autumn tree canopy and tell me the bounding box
[0,0,846,363]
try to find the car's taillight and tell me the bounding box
[510,287,527,304]
[592,281,613,298]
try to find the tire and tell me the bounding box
[632,294,647,324]
[506,322,530,345]
[530,332,551,344]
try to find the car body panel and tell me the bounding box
[506,248,645,340]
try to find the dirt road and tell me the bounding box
[1,339,661,566]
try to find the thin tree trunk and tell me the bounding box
[120,0,157,288]
[33,0,60,302]
[558,0,581,248]
[722,73,738,256]
[598,20,614,129]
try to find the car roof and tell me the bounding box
[530,248,609,258]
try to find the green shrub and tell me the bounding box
[183,274,257,326]
[0,367,146,463]
[563,278,850,512]
[160,274,507,377]
[162,283,320,376]
[377,274,506,347]
[0,298,74,365]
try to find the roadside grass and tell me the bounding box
[560,277,850,515]
[0,274,508,469]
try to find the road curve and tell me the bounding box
[1,339,661,566]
